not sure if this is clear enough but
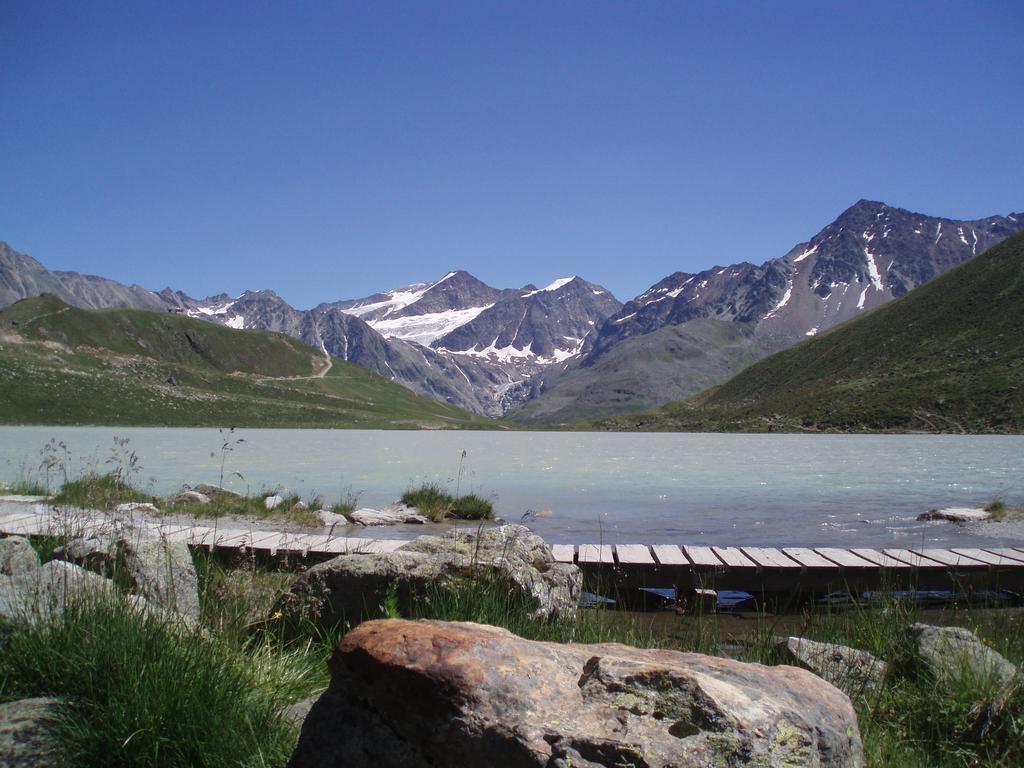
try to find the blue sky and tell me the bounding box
[2,1,1021,308]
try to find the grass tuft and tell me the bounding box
[401,483,494,522]
[51,473,152,509]
[0,592,323,768]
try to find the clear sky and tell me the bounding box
[2,1,1022,308]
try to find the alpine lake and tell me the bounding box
[1,426,1022,550]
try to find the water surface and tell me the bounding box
[1,427,1022,548]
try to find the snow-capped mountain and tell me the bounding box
[511,200,1024,423]
[0,245,621,416]
[2,199,1020,421]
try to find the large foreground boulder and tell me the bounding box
[0,697,65,767]
[290,619,864,768]
[274,525,581,627]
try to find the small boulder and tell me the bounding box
[190,483,242,499]
[115,502,161,516]
[317,509,351,527]
[167,490,211,505]
[911,623,1019,688]
[0,560,115,623]
[264,495,284,510]
[118,537,201,620]
[289,619,864,768]
[55,526,200,620]
[0,537,40,576]
[0,697,65,767]
[916,507,990,523]
[273,525,581,627]
[783,637,887,696]
[349,506,429,525]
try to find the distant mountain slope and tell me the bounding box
[0,242,169,312]
[0,295,491,429]
[597,231,1024,433]
[511,201,1024,423]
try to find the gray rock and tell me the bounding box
[911,623,1019,688]
[0,537,40,576]
[274,524,581,627]
[55,526,200,620]
[114,501,161,515]
[190,483,242,499]
[118,537,201,620]
[283,696,318,727]
[264,495,284,510]
[349,506,429,526]
[783,637,887,696]
[0,697,64,767]
[167,490,211,505]
[289,619,864,768]
[0,560,116,623]
[316,509,351,528]
[916,507,990,522]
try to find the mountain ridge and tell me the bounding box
[2,199,1021,421]
[509,200,1024,423]
[594,229,1024,433]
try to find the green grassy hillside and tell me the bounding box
[597,231,1024,433]
[0,295,493,429]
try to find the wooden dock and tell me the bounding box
[3,499,1024,600]
[553,542,1024,599]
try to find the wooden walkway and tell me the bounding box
[553,542,1024,595]
[0,500,407,557]
[3,499,1024,596]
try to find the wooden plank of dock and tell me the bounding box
[742,547,801,570]
[949,548,1018,567]
[650,545,689,567]
[847,548,912,569]
[782,547,843,569]
[577,544,614,565]
[712,547,757,569]
[982,548,1024,565]
[680,546,719,568]
[910,548,987,569]
[615,544,656,566]
[883,549,947,568]
[551,544,576,564]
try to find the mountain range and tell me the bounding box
[2,199,1021,421]
[596,229,1024,433]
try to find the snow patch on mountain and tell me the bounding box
[763,280,793,320]
[369,304,495,346]
[862,232,884,290]
[445,339,537,364]
[224,315,245,330]
[792,244,818,263]
[521,276,576,298]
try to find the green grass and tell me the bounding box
[449,493,494,520]
[0,295,494,429]
[0,594,323,768]
[400,483,494,522]
[163,489,322,528]
[52,473,153,509]
[984,499,1024,522]
[0,479,49,496]
[596,231,1024,434]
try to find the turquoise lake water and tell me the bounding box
[1,426,1022,548]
